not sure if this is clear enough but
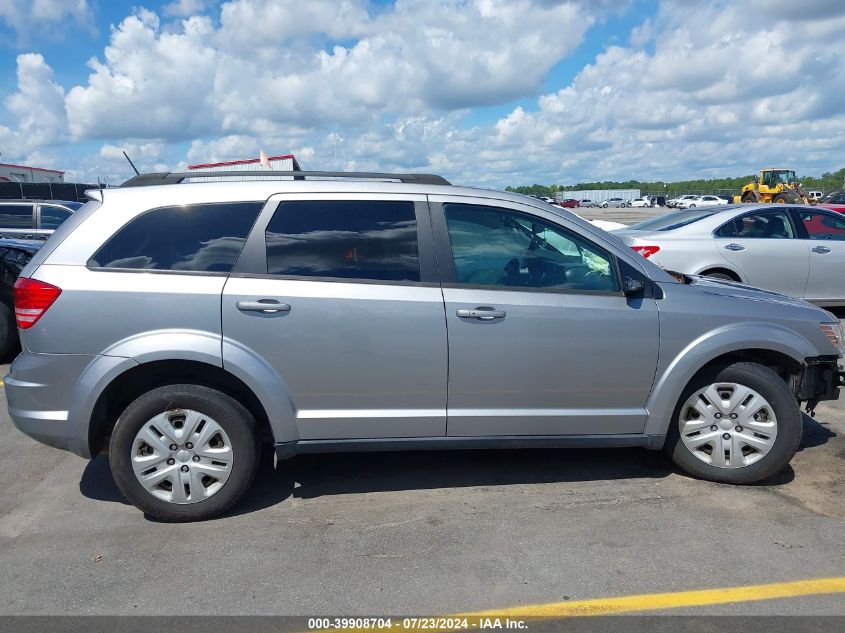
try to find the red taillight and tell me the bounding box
[631,245,661,259]
[13,278,62,329]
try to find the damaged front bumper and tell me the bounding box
[793,356,845,415]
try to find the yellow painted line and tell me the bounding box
[310,577,845,632]
[464,576,845,618]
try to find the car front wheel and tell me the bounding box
[109,384,260,522]
[666,362,802,484]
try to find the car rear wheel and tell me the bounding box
[109,384,259,522]
[701,271,736,281]
[0,301,19,359]
[666,362,802,484]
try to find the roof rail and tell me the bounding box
[120,170,451,187]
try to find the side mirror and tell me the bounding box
[623,277,645,297]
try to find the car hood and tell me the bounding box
[682,274,815,310]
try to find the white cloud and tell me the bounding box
[64,0,606,140]
[65,10,218,141]
[0,53,67,162]
[163,0,215,18]
[0,0,95,44]
[3,0,845,186]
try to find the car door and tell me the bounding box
[222,193,447,440]
[429,195,659,437]
[791,208,845,303]
[714,208,810,297]
[36,203,73,238]
[0,202,35,239]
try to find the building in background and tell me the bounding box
[187,154,301,181]
[0,162,64,183]
[556,189,640,204]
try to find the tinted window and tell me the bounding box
[265,200,420,282]
[0,204,33,229]
[797,211,845,241]
[90,202,262,272]
[444,203,618,292]
[730,210,795,239]
[40,205,72,230]
[714,220,738,238]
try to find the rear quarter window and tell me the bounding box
[89,202,263,272]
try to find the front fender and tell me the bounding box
[643,322,816,437]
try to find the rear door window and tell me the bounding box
[39,205,73,230]
[722,210,795,239]
[264,200,420,282]
[0,204,34,229]
[89,202,263,272]
[796,211,845,241]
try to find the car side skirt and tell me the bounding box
[275,433,666,460]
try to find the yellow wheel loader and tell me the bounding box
[734,168,810,204]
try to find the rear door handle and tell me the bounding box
[236,300,291,313]
[811,245,831,254]
[456,307,506,320]
[724,243,746,251]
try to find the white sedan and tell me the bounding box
[677,195,728,209]
[614,204,845,305]
[626,198,650,208]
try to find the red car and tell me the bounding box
[558,198,580,208]
[817,191,845,214]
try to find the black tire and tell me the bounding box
[772,193,790,204]
[702,271,736,282]
[0,301,19,359]
[109,384,259,522]
[741,192,757,203]
[665,362,802,484]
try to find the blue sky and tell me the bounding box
[0,0,843,186]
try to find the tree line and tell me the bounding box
[505,168,845,198]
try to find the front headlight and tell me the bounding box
[820,322,844,355]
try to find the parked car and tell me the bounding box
[677,195,727,209]
[579,199,597,208]
[520,195,627,232]
[7,172,842,521]
[625,198,649,208]
[0,238,42,357]
[668,195,698,208]
[584,218,627,231]
[807,191,823,202]
[558,198,580,208]
[600,198,625,208]
[647,196,667,208]
[615,204,845,306]
[0,199,80,240]
[817,191,845,214]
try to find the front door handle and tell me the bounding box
[724,243,746,251]
[456,307,506,320]
[811,245,831,254]
[236,300,291,313]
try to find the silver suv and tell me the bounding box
[6,171,844,521]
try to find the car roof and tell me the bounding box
[101,178,584,210]
[0,199,78,206]
[0,238,44,252]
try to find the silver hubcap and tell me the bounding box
[679,382,777,469]
[131,409,233,504]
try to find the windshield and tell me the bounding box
[628,208,718,231]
